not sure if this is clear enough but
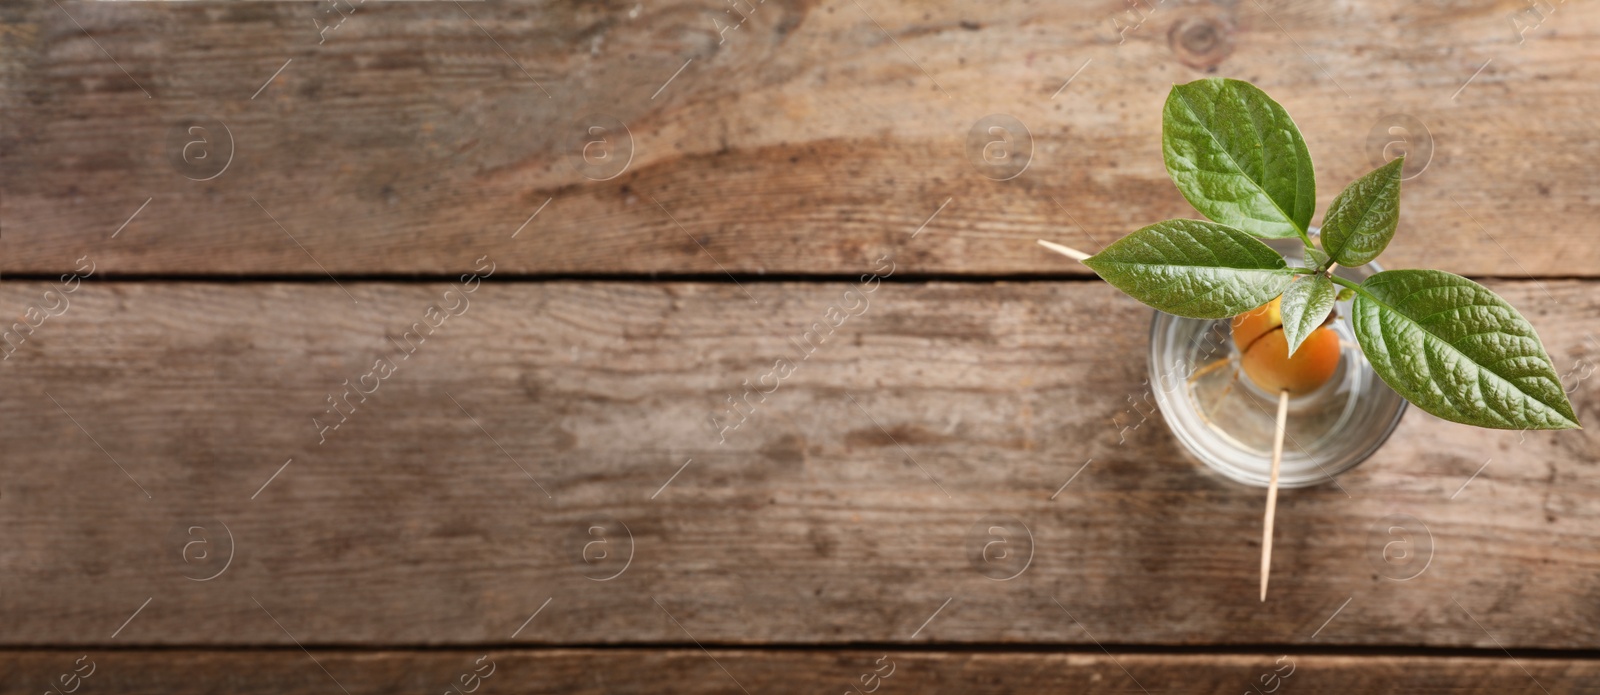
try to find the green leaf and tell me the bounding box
[1082,219,1298,320]
[1162,78,1316,240]
[1336,287,1355,302]
[1304,246,1331,272]
[1352,269,1580,430]
[1321,158,1404,266]
[1278,274,1336,357]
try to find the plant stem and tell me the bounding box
[1328,273,1373,299]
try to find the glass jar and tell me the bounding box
[1147,234,1407,488]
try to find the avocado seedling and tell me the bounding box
[1232,297,1341,397]
[1040,78,1580,601]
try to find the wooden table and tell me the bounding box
[4,0,1599,692]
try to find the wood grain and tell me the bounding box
[2,279,1597,648]
[3,0,1599,276]
[3,649,1598,694]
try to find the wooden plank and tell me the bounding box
[2,649,1597,694]
[4,1,1599,276]
[1,279,1598,648]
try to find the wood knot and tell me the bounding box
[1168,16,1233,70]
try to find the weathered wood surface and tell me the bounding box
[2,279,1596,648]
[3,0,1599,276]
[4,649,1597,694]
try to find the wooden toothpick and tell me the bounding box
[1036,239,1091,262]
[1261,389,1290,601]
